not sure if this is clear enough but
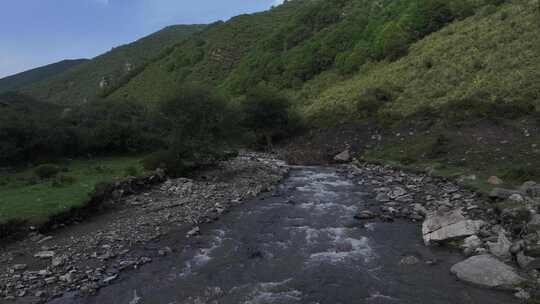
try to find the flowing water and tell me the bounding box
[51,166,517,304]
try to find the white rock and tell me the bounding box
[462,235,483,256]
[334,150,351,163]
[451,255,524,289]
[422,209,485,245]
[488,232,512,259]
[508,193,524,203]
[34,251,55,259]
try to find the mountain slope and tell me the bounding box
[0,59,88,94]
[109,0,504,105]
[22,24,206,105]
[109,0,309,103]
[303,1,540,125]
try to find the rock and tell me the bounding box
[412,204,427,216]
[80,283,97,296]
[354,211,377,220]
[521,181,540,198]
[129,290,142,304]
[399,255,420,265]
[51,255,67,267]
[508,193,525,203]
[462,235,483,256]
[514,289,530,300]
[528,214,540,231]
[489,188,522,200]
[334,150,351,163]
[525,244,540,258]
[510,240,525,255]
[375,193,390,202]
[450,255,524,289]
[487,232,512,259]
[34,251,55,259]
[103,274,118,284]
[389,187,406,199]
[487,176,503,185]
[186,226,200,238]
[12,264,27,271]
[516,251,535,269]
[35,290,47,298]
[59,272,75,283]
[422,209,485,245]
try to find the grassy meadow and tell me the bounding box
[0,157,144,225]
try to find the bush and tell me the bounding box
[154,86,238,176]
[124,166,140,177]
[34,164,61,179]
[373,21,412,60]
[51,175,77,188]
[241,85,292,149]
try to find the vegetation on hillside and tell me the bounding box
[303,0,540,126]
[21,24,206,105]
[0,59,88,93]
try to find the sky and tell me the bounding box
[0,0,285,78]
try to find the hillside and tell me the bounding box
[303,1,540,125]
[108,0,508,104]
[109,0,309,103]
[0,59,88,94]
[21,24,206,105]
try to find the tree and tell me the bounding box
[149,86,235,175]
[241,85,290,150]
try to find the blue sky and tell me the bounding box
[0,0,284,78]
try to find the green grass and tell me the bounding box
[0,156,145,224]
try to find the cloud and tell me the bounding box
[272,0,284,6]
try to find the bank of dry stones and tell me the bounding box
[345,161,540,299]
[0,153,287,303]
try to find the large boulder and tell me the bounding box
[450,255,524,289]
[422,209,485,245]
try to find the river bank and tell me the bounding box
[0,153,287,303]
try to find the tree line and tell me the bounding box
[0,85,298,176]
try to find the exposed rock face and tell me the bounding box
[334,149,351,163]
[450,255,524,289]
[422,209,485,245]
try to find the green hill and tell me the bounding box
[0,59,88,94]
[109,0,308,103]
[21,24,206,105]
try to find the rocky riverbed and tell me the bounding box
[0,153,288,303]
[2,152,540,303]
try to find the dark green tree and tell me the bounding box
[241,85,290,150]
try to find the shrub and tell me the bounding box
[373,21,412,60]
[499,165,540,183]
[34,164,61,179]
[124,166,140,177]
[241,85,292,149]
[51,175,77,188]
[153,86,238,176]
[355,86,395,119]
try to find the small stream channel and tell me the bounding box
[50,166,517,304]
